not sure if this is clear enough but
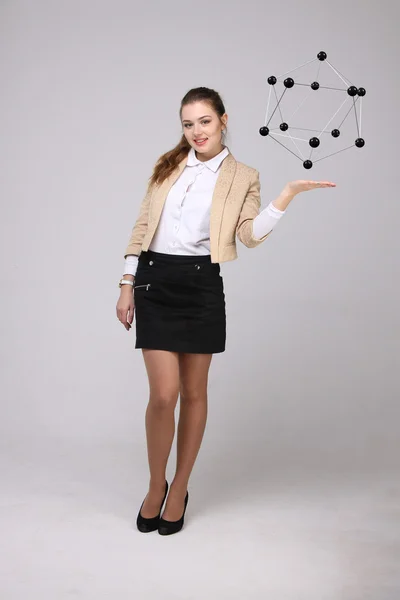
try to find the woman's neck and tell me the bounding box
[195,143,225,162]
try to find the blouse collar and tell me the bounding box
[186,145,230,173]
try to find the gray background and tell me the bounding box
[1,0,399,598]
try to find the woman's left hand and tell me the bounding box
[284,180,336,196]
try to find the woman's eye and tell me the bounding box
[184,120,210,128]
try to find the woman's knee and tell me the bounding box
[179,353,212,405]
[180,386,207,405]
[149,387,179,411]
[142,350,180,411]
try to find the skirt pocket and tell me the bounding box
[134,283,151,292]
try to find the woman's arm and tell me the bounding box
[123,254,139,278]
[252,200,286,240]
[236,170,296,247]
[123,183,153,258]
[236,170,336,246]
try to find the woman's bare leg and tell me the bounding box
[161,352,213,521]
[139,349,180,518]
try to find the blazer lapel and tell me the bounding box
[210,153,237,246]
[150,155,188,224]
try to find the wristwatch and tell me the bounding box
[118,278,134,288]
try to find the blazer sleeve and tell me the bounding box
[235,169,273,248]
[123,183,153,259]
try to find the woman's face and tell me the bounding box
[181,101,227,158]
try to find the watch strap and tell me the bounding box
[119,278,134,288]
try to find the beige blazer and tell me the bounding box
[124,152,271,264]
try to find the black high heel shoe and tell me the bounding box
[158,490,189,535]
[136,480,169,533]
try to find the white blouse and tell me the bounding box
[123,146,285,276]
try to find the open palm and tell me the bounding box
[286,180,336,195]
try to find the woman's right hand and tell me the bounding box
[116,286,135,331]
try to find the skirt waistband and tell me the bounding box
[139,250,214,267]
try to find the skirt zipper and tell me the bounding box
[134,284,151,291]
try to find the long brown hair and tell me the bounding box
[148,87,227,187]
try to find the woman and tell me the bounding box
[116,87,335,535]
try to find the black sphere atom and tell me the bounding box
[311,81,320,90]
[268,76,277,85]
[259,126,270,136]
[303,160,313,169]
[358,87,366,97]
[284,77,295,89]
[355,138,365,148]
[331,129,340,138]
[317,51,327,61]
[309,137,320,148]
[347,86,358,97]
[280,122,289,131]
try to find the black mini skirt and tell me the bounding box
[133,250,226,354]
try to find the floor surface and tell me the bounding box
[1,438,399,600]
